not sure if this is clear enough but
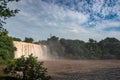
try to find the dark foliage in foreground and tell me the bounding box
[4,55,51,80]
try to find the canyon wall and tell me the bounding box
[13,41,48,60]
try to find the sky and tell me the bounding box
[4,0,120,41]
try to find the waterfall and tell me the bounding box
[13,41,48,60]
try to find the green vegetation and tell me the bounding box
[0,0,20,27]
[98,38,120,59]
[86,39,101,59]
[0,27,8,36]
[0,27,16,64]
[47,36,65,58]
[4,55,51,80]
[0,0,20,63]
[13,37,22,41]
[24,37,34,43]
[60,38,89,59]
[41,36,120,59]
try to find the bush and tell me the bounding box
[0,35,16,64]
[4,55,51,80]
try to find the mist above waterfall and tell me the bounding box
[46,40,65,59]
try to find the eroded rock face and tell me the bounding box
[13,41,44,60]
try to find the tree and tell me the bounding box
[0,0,20,27]
[60,39,89,59]
[0,0,20,63]
[86,39,101,59]
[48,36,59,41]
[47,36,65,59]
[4,54,51,80]
[98,37,120,59]
[13,37,21,41]
[0,26,8,36]
[0,35,16,64]
[24,37,34,43]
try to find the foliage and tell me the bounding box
[0,0,20,64]
[4,55,51,80]
[0,27,8,36]
[0,0,20,27]
[0,34,16,64]
[13,37,21,41]
[24,37,34,43]
[60,39,89,59]
[86,39,101,59]
[47,36,59,41]
[98,37,120,59]
[46,36,120,59]
[47,36,65,59]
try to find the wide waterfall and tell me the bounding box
[13,41,48,60]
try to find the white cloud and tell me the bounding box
[69,28,79,33]
[94,20,120,31]
[4,0,120,41]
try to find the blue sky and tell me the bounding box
[4,0,120,41]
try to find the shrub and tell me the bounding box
[0,35,16,64]
[4,54,51,80]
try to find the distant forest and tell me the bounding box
[13,36,120,60]
[45,36,120,59]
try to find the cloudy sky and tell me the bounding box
[4,0,120,41]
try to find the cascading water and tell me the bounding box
[41,45,48,59]
[13,41,48,60]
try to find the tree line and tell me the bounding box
[43,36,120,59]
